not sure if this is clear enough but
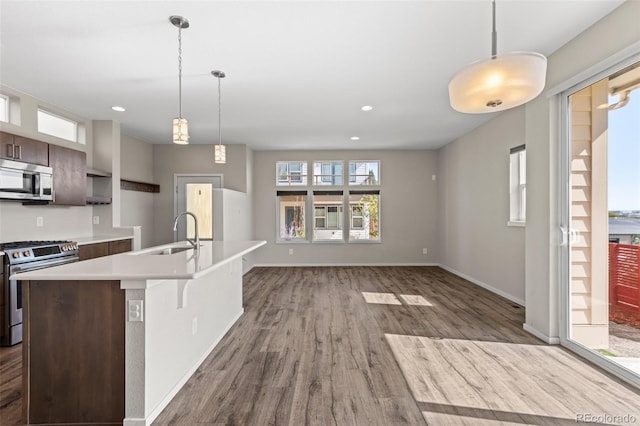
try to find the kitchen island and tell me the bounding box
[11,240,266,426]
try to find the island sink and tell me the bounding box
[146,246,193,255]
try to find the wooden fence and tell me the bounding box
[609,243,640,315]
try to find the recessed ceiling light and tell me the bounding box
[361,105,373,111]
[111,106,126,112]
[350,136,360,141]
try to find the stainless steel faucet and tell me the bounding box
[172,211,199,250]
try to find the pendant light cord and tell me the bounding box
[491,0,497,58]
[217,75,222,147]
[178,24,183,119]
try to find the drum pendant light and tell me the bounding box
[448,1,547,114]
[170,15,190,144]
[212,70,226,164]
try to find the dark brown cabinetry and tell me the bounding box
[0,132,48,166]
[48,144,86,206]
[79,239,132,261]
[22,279,125,424]
[0,272,4,339]
[78,242,109,261]
[109,239,132,255]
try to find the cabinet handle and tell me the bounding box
[6,143,15,158]
[14,144,21,160]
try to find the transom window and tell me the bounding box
[276,161,308,186]
[0,95,8,123]
[349,161,380,185]
[37,108,79,143]
[313,161,343,186]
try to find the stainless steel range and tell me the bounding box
[1,240,78,346]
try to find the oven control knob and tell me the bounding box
[61,245,67,251]
[23,251,30,257]
[12,252,20,258]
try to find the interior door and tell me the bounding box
[174,175,223,242]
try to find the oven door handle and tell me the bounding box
[9,255,79,275]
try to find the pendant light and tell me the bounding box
[448,0,547,114]
[170,15,190,144]
[212,70,226,164]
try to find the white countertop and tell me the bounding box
[11,240,266,281]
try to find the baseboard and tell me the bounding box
[437,264,525,306]
[252,262,440,267]
[523,322,560,344]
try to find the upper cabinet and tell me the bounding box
[49,144,86,206]
[0,131,49,166]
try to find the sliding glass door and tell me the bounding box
[561,61,640,387]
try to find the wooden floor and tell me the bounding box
[0,342,21,425]
[2,266,639,425]
[153,266,640,425]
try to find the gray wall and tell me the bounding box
[437,107,526,304]
[151,144,250,246]
[121,135,155,248]
[252,149,439,265]
[525,0,640,341]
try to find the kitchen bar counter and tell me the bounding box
[15,240,266,426]
[12,240,265,282]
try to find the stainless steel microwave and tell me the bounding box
[0,158,53,201]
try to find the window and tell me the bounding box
[37,108,78,143]
[509,145,526,224]
[349,161,380,185]
[276,161,307,186]
[277,191,307,240]
[275,160,382,243]
[313,191,343,241]
[0,95,8,123]
[349,191,380,241]
[313,161,343,185]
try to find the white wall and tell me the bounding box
[216,189,252,242]
[525,0,640,341]
[437,107,526,304]
[121,135,155,248]
[252,149,439,265]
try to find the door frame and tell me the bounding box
[558,53,640,389]
[173,173,224,241]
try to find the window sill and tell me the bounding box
[507,221,526,228]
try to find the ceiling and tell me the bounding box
[0,1,625,151]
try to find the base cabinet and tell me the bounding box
[79,239,132,261]
[23,279,125,424]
